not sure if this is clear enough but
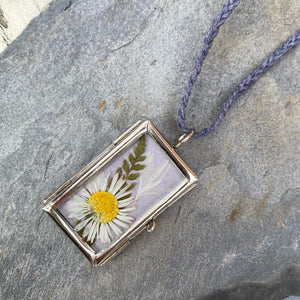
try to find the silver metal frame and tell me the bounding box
[42,120,198,266]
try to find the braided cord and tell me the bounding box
[178,0,300,138]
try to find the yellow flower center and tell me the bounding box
[88,191,119,223]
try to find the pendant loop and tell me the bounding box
[173,130,194,149]
[146,220,156,232]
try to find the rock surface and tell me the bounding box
[0,0,299,299]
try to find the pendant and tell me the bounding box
[42,120,198,265]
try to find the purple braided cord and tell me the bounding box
[178,0,300,138]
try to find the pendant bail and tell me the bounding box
[173,130,194,149]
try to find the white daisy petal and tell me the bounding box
[86,220,95,241]
[106,223,114,240]
[118,198,134,207]
[72,195,87,202]
[87,220,98,242]
[102,224,110,243]
[96,223,102,240]
[85,178,97,195]
[112,218,130,229]
[98,172,109,191]
[75,216,93,232]
[119,206,136,212]
[73,207,91,216]
[111,177,126,195]
[116,190,132,199]
[68,201,90,212]
[97,173,104,191]
[69,207,87,216]
[93,177,99,194]
[77,188,91,199]
[71,202,88,211]
[118,211,135,217]
[68,211,86,219]
[108,173,119,193]
[64,197,83,208]
[118,195,133,202]
[99,223,106,241]
[117,214,134,223]
[90,225,99,243]
[109,221,122,236]
[82,221,92,238]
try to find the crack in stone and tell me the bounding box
[44,151,54,180]
[197,162,227,179]
[174,204,182,224]
[64,1,72,11]
[279,188,300,203]
[226,163,251,197]
[36,211,45,228]
[99,31,141,63]
[99,8,157,63]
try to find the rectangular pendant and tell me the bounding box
[42,120,198,265]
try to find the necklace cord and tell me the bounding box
[178,0,300,138]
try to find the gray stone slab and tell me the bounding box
[0,0,299,299]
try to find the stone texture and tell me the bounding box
[0,0,299,299]
[201,267,300,300]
